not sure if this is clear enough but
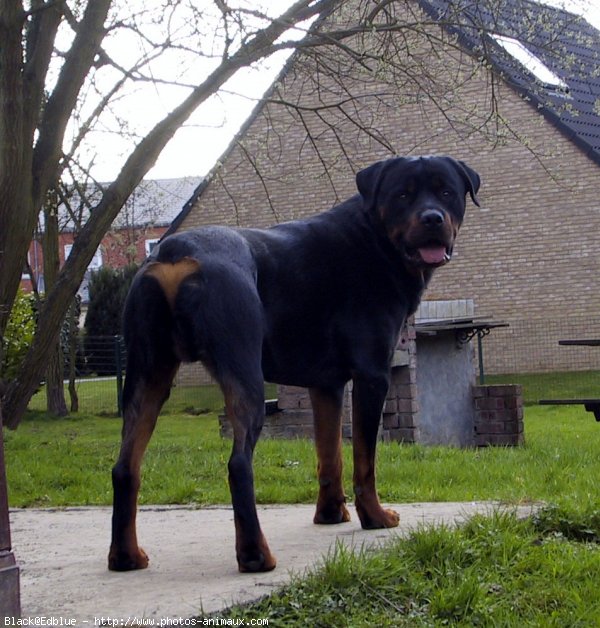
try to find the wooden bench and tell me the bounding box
[539,399,600,421]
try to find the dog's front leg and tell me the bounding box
[351,373,400,529]
[310,386,351,525]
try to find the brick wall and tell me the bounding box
[473,384,524,447]
[381,321,419,443]
[176,0,600,375]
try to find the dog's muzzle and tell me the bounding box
[403,209,454,267]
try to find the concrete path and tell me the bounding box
[10,502,536,621]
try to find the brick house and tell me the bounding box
[21,177,202,302]
[167,0,600,376]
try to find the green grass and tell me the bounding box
[485,370,600,405]
[6,400,600,625]
[25,369,600,419]
[214,511,600,626]
[27,380,230,416]
[28,380,278,417]
[5,403,600,510]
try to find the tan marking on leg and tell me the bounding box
[310,388,350,524]
[145,257,201,308]
[352,390,399,530]
[223,382,276,572]
[109,369,177,571]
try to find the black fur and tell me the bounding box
[109,155,480,574]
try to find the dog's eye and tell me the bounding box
[441,190,452,197]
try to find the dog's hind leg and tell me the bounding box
[109,272,180,571]
[224,375,276,573]
[108,363,177,571]
[197,267,276,573]
[310,386,351,525]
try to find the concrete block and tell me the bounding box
[486,385,522,397]
[397,413,416,428]
[393,367,416,385]
[383,414,399,429]
[388,428,416,443]
[383,399,398,414]
[397,398,418,413]
[483,433,522,446]
[391,349,410,367]
[472,386,488,399]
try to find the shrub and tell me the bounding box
[1,290,37,382]
[83,265,137,375]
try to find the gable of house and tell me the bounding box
[172,0,600,374]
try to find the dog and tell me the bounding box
[108,155,480,574]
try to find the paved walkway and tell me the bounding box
[10,502,536,621]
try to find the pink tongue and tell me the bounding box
[418,246,447,264]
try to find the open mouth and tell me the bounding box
[405,241,452,267]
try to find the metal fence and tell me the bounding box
[481,317,600,376]
[27,320,600,415]
[481,316,600,404]
[28,335,225,417]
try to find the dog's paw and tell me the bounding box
[237,549,277,573]
[108,546,149,571]
[357,505,400,530]
[313,502,351,525]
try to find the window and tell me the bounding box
[145,238,160,256]
[64,244,103,270]
[492,34,569,92]
[22,251,31,279]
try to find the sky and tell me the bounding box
[85,0,600,183]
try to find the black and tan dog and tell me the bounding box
[109,155,480,574]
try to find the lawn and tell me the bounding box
[485,369,600,405]
[5,400,600,625]
[26,380,230,416]
[24,368,600,420]
[217,511,600,626]
[4,403,600,510]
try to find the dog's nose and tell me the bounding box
[420,209,445,227]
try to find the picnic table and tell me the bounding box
[558,339,600,347]
[539,338,600,420]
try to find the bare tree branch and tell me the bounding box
[32,0,112,208]
[1,0,593,428]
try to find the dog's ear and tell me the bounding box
[455,160,481,207]
[356,161,384,212]
[356,158,399,211]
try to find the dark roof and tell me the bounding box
[417,0,600,165]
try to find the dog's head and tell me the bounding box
[356,156,480,270]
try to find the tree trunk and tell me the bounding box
[0,408,21,617]
[0,2,33,345]
[1,0,336,429]
[45,345,67,416]
[42,190,68,416]
[67,300,79,413]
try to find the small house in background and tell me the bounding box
[167,0,600,376]
[21,176,202,303]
